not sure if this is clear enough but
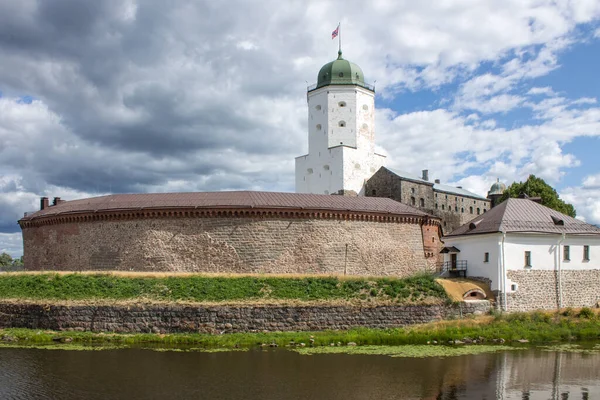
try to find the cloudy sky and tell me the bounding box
[1,0,600,256]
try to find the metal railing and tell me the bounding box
[437,260,468,277]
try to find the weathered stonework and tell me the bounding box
[366,167,491,234]
[0,301,491,334]
[504,269,600,312]
[22,216,433,275]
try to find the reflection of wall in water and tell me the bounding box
[495,350,599,399]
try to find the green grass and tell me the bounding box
[0,272,448,304]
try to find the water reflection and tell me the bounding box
[0,346,598,399]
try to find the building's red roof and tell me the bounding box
[445,198,600,236]
[21,191,431,221]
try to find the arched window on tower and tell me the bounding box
[338,121,346,127]
[411,197,416,206]
[419,198,425,207]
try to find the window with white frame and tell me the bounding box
[563,245,570,261]
[524,251,532,267]
[484,252,489,263]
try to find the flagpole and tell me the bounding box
[338,22,341,54]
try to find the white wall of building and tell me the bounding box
[442,233,502,291]
[295,85,385,195]
[443,232,600,293]
[504,234,600,271]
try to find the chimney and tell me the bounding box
[40,197,49,210]
[52,197,62,206]
[434,179,440,184]
[422,169,429,181]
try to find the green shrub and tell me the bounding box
[561,308,574,317]
[578,307,595,319]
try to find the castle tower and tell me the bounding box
[487,178,506,208]
[295,51,385,196]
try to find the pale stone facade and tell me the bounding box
[295,77,385,196]
[503,270,600,312]
[22,215,433,275]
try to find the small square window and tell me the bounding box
[583,245,590,261]
[484,252,489,263]
[563,245,570,261]
[525,251,532,268]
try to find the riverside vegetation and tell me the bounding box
[1,309,599,355]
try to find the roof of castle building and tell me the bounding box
[384,168,488,200]
[445,198,600,237]
[21,191,433,221]
[313,51,373,91]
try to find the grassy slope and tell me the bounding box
[0,272,448,304]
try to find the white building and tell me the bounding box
[441,198,600,311]
[295,51,385,196]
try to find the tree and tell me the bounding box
[0,252,12,268]
[0,253,24,271]
[500,175,576,217]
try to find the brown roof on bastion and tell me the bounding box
[446,198,600,237]
[21,191,431,221]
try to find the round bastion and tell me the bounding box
[19,191,442,275]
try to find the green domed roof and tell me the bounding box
[489,180,506,196]
[315,51,371,91]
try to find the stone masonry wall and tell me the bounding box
[0,301,491,334]
[505,270,600,312]
[23,217,429,276]
[365,168,490,234]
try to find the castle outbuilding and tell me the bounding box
[366,168,491,234]
[441,198,600,311]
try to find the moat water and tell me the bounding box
[0,347,599,399]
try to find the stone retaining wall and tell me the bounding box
[505,270,600,312]
[22,217,432,276]
[0,301,490,334]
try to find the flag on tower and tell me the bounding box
[331,25,339,39]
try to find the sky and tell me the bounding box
[1,0,600,257]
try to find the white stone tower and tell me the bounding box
[295,51,385,196]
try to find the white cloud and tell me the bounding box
[1,0,600,255]
[561,173,600,225]
[527,86,555,96]
[0,233,23,257]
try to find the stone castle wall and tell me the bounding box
[22,216,431,275]
[0,301,491,334]
[365,168,490,234]
[504,270,600,312]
